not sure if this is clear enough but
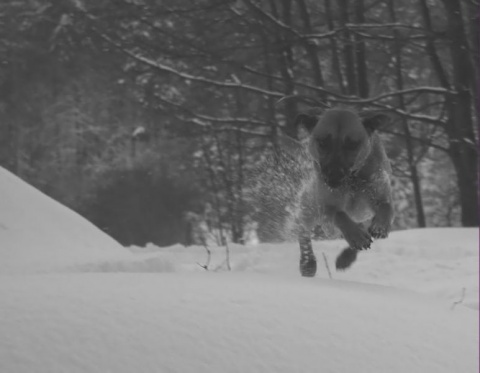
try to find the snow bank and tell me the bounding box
[342,228,479,309]
[0,166,477,372]
[129,228,479,308]
[0,167,128,273]
[0,273,477,373]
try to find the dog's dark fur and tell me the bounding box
[294,107,394,276]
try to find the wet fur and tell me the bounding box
[295,108,394,275]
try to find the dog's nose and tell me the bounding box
[326,178,342,188]
[324,166,345,188]
[325,166,344,179]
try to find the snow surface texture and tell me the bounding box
[0,167,129,273]
[0,167,478,372]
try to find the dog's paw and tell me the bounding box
[335,248,358,271]
[344,226,372,251]
[368,221,391,239]
[300,256,317,277]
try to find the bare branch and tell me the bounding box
[95,30,286,99]
[156,95,269,127]
[196,245,211,271]
[338,87,452,104]
[380,129,448,152]
[451,288,466,310]
[345,22,427,31]
[173,115,271,137]
[368,102,447,126]
[322,253,332,279]
[240,0,303,39]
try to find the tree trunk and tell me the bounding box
[462,0,479,114]
[202,141,227,245]
[418,0,451,88]
[338,0,357,95]
[325,0,346,94]
[211,129,242,243]
[268,0,297,138]
[354,0,369,98]
[419,0,478,226]
[1,52,20,174]
[388,0,426,227]
[442,0,478,226]
[234,90,246,243]
[295,0,325,96]
[261,31,280,151]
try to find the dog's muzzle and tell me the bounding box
[323,167,346,188]
[323,163,358,188]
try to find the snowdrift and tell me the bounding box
[0,166,477,372]
[0,167,127,273]
[130,227,479,309]
[0,273,477,373]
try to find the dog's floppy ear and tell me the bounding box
[293,107,323,134]
[360,112,390,134]
[293,113,318,133]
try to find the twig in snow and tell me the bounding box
[451,287,466,310]
[211,241,232,272]
[196,245,211,271]
[322,253,332,279]
[225,241,231,271]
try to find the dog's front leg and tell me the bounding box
[368,201,394,239]
[327,207,373,251]
[297,194,318,277]
[298,225,317,277]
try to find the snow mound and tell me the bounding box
[129,227,479,308]
[0,167,128,273]
[0,167,477,372]
[77,255,175,273]
[0,273,477,373]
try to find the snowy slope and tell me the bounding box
[0,167,478,372]
[1,273,477,373]
[0,167,128,273]
[130,228,479,309]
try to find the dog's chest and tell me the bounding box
[320,182,375,224]
[344,192,375,223]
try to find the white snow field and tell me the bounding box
[0,167,478,373]
[0,167,129,274]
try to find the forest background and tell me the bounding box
[0,0,478,247]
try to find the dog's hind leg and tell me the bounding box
[335,221,368,271]
[335,247,358,271]
[297,187,319,277]
[299,227,317,277]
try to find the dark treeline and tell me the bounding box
[0,0,478,246]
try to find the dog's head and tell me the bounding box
[294,108,389,188]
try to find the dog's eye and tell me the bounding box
[317,138,331,149]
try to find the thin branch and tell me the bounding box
[196,245,212,271]
[380,129,448,152]
[451,287,466,310]
[225,241,231,271]
[345,22,427,31]
[322,253,332,279]
[156,95,269,127]
[93,23,454,107]
[339,87,452,104]
[369,101,447,126]
[351,31,434,41]
[95,30,286,98]
[89,21,449,127]
[172,115,271,137]
[241,0,303,39]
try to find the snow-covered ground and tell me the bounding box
[0,167,478,372]
[0,167,129,274]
